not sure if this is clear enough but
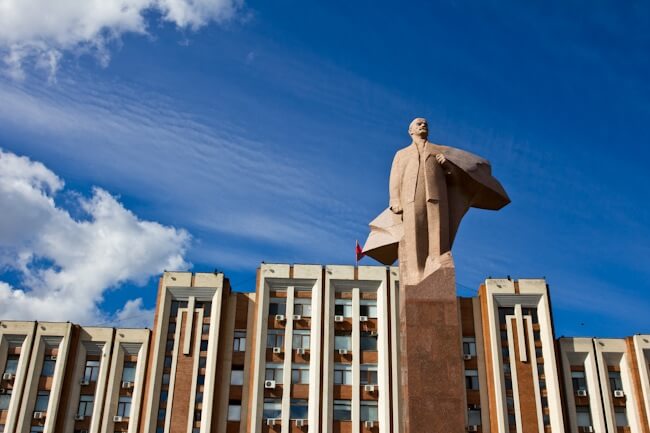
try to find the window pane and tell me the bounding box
[41,359,56,377]
[333,400,351,421]
[290,399,308,419]
[576,407,592,427]
[263,399,282,419]
[228,404,241,421]
[360,402,378,421]
[122,362,136,382]
[230,370,244,385]
[335,335,351,350]
[615,407,628,426]
[35,391,49,411]
[4,356,19,374]
[468,409,481,425]
[0,392,11,410]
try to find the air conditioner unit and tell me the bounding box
[576,389,588,397]
[334,315,344,322]
[272,347,282,354]
[49,355,57,361]
[80,379,90,386]
[74,414,85,421]
[614,390,625,398]
[359,316,369,322]
[463,354,472,360]
[296,348,306,355]
[467,425,478,432]
[33,412,45,420]
[338,349,348,355]
[264,380,276,389]
[3,373,15,380]
[121,381,134,389]
[275,314,286,322]
[364,421,375,428]
[266,418,278,426]
[364,384,375,392]
[113,415,124,422]
[296,419,307,427]
[293,314,302,321]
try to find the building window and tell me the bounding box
[160,391,168,403]
[615,407,628,427]
[162,373,170,385]
[269,298,287,316]
[228,403,241,421]
[199,357,206,369]
[360,332,378,351]
[164,356,172,368]
[291,364,309,384]
[200,340,209,351]
[165,339,174,352]
[230,368,244,385]
[292,330,310,350]
[233,331,246,352]
[265,363,283,384]
[41,358,56,377]
[498,307,514,324]
[3,355,19,375]
[267,330,284,349]
[202,324,210,335]
[0,391,11,410]
[35,391,49,412]
[468,408,481,425]
[465,370,479,390]
[122,361,136,382]
[168,322,176,334]
[334,364,352,385]
[360,364,378,385]
[197,375,205,385]
[77,395,94,417]
[203,302,212,317]
[263,398,282,419]
[576,407,592,427]
[83,360,100,383]
[158,409,166,420]
[335,334,351,351]
[196,393,203,403]
[463,337,477,357]
[333,400,352,421]
[609,371,623,391]
[571,371,587,391]
[30,427,44,433]
[360,401,378,422]
[334,300,352,318]
[359,301,377,318]
[117,396,132,418]
[290,399,308,419]
[294,301,312,317]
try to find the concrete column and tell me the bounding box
[281,286,295,433]
[352,287,360,433]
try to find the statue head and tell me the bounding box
[408,118,429,140]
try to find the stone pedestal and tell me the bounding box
[399,263,465,433]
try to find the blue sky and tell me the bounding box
[0,1,648,337]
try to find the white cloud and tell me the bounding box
[0,148,191,324]
[0,0,241,78]
[114,298,155,328]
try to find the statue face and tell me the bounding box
[409,118,428,139]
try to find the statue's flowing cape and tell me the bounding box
[362,145,510,265]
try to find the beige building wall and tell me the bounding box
[0,321,37,433]
[16,321,73,433]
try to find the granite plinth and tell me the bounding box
[399,263,465,433]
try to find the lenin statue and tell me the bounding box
[363,118,510,286]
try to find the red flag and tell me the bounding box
[355,240,365,262]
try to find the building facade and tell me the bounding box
[0,264,648,433]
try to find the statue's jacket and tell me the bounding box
[364,142,510,265]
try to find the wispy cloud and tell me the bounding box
[0,0,242,79]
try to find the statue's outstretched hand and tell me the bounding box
[435,153,447,165]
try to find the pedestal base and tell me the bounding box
[399,262,465,433]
